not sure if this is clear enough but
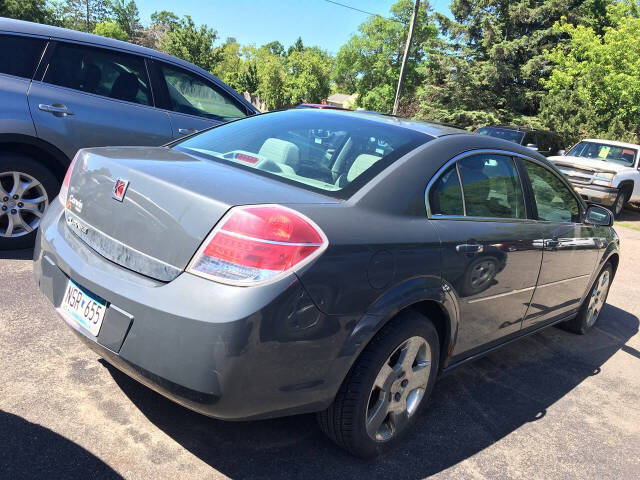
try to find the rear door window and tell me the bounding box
[0,34,46,79]
[43,42,151,105]
[157,63,247,122]
[458,154,526,219]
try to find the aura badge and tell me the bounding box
[112,178,129,202]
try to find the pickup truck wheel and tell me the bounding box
[0,153,59,250]
[612,188,629,218]
[317,311,440,458]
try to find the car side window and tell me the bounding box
[537,133,551,153]
[523,160,580,223]
[522,132,537,147]
[429,165,464,216]
[43,42,151,106]
[458,154,526,219]
[0,34,46,79]
[158,63,247,121]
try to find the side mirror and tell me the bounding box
[585,204,614,227]
[526,143,538,151]
[557,149,566,156]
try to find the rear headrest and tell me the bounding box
[347,154,381,182]
[258,138,300,168]
[110,72,139,103]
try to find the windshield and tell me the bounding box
[476,127,525,144]
[566,141,637,166]
[174,110,430,197]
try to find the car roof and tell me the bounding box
[581,138,640,149]
[0,18,212,80]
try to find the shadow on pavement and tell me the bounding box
[104,304,638,480]
[0,248,33,260]
[0,410,122,480]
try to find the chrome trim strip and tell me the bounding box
[535,274,591,289]
[64,210,182,282]
[467,286,535,304]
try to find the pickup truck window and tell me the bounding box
[567,141,637,167]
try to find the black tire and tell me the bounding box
[560,262,613,335]
[317,311,440,458]
[612,187,629,218]
[0,153,60,250]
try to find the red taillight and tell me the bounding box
[58,151,79,207]
[188,205,328,285]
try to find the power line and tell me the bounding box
[323,0,403,23]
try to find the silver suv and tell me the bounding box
[0,18,259,249]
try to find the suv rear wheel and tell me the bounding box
[317,311,440,458]
[0,153,59,250]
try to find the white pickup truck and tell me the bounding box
[548,138,640,217]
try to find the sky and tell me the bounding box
[137,0,450,55]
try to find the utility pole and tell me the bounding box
[392,0,420,115]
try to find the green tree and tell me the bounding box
[416,0,612,128]
[251,44,287,109]
[541,1,640,143]
[93,20,128,40]
[109,0,141,40]
[213,38,244,91]
[0,0,55,23]
[136,10,178,49]
[161,15,219,71]
[333,0,437,113]
[285,47,332,105]
[57,0,110,32]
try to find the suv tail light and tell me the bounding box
[188,205,328,286]
[58,151,79,207]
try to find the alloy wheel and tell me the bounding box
[366,336,431,442]
[0,171,49,238]
[586,269,610,327]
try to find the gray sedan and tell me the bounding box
[34,109,619,457]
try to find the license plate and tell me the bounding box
[62,279,107,336]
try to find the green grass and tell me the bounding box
[616,222,640,232]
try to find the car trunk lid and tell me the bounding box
[65,146,337,281]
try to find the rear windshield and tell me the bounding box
[173,110,430,197]
[567,141,637,167]
[476,126,525,144]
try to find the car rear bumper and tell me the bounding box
[34,201,348,420]
[573,185,618,207]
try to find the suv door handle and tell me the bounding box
[38,103,73,115]
[544,239,560,249]
[456,244,484,254]
[178,128,198,135]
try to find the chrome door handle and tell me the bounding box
[38,103,73,115]
[178,128,198,135]
[544,239,560,249]
[456,244,484,254]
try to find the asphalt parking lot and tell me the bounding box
[1,211,639,480]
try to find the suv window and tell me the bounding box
[158,63,247,122]
[429,165,464,216]
[537,132,551,154]
[523,160,580,223]
[0,34,46,79]
[44,42,151,105]
[458,154,526,219]
[522,132,537,147]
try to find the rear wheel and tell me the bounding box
[561,263,613,334]
[0,153,59,250]
[317,311,440,458]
